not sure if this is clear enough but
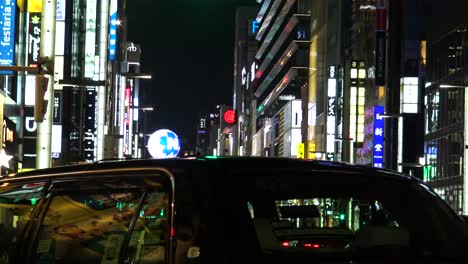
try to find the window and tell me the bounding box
[31,177,170,264]
[0,182,45,263]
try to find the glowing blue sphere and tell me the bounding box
[147,129,181,158]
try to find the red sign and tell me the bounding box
[224,110,236,124]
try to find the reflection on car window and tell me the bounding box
[0,182,45,264]
[31,179,169,264]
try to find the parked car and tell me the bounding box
[0,157,466,263]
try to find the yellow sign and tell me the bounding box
[297,143,304,159]
[28,0,43,12]
[307,141,316,160]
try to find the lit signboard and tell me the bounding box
[0,0,16,74]
[350,61,366,143]
[327,66,337,155]
[83,88,97,162]
[123,85,131,155]
[84,0,97,78]
[109,0,118,61]
[251,20,260,34]
[56,0,66,21]
[147,129,181,159]
[373,105,384,168]
[28,13,41,67]
[400,77,419,113]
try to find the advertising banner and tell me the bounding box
[0,0,17,75]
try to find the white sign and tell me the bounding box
[84,0,97,78]
[147,129,181,158]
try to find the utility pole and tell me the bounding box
[36,0,57,168]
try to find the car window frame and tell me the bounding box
[1,167,176,264]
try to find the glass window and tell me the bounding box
[30,178,170,264]
[0,182,45,263]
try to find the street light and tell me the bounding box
[335,137,354,163]
[439,84,467,89]
[121,73,152,79]
[131,106,154,112]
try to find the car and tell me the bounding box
[0,157,466,263]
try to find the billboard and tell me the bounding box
[0,0,16,74]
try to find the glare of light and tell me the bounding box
[116,20,121,25]
[419,157,425,166]
[439,84,467,88]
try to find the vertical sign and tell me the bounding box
[375,0,386,86]
[84,0,97,78]
[23,107,37,169]
[109,0,118,60]
[0,0,16,74]
[28,13,41,66]
[123,85,132,155]
[83,88,97,162]
[56,0,66,21]
[53,91,62,124]
[373,105,385,168]
[326,65,337,156]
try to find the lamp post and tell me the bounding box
[380,113,404,172]
[335,137,354,163]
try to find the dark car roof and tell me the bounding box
[0,157,417,183]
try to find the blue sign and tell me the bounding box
[252,20,260,34]
[373,105,384,168]
[147,129,181,158]
[109,0,117,60]
[0,0,16,74]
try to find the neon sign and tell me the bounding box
[224,110,236,124]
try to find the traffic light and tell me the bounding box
[34,75,49,122]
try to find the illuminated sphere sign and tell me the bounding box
[147,129,181,158]
[224,110,236,124]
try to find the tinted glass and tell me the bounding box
[211,170,468,262]
[30,177,169,264]
[0,182,45,263]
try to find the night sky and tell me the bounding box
[127,0,257,149]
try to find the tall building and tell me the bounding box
[233,6,258,156]
[424,1,468,215]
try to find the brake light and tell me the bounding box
[313,244,320,248]
[281,241,289,247]
[304,243,312,247]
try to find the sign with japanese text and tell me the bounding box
[373,105,385,168]
[109,0,118,60]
